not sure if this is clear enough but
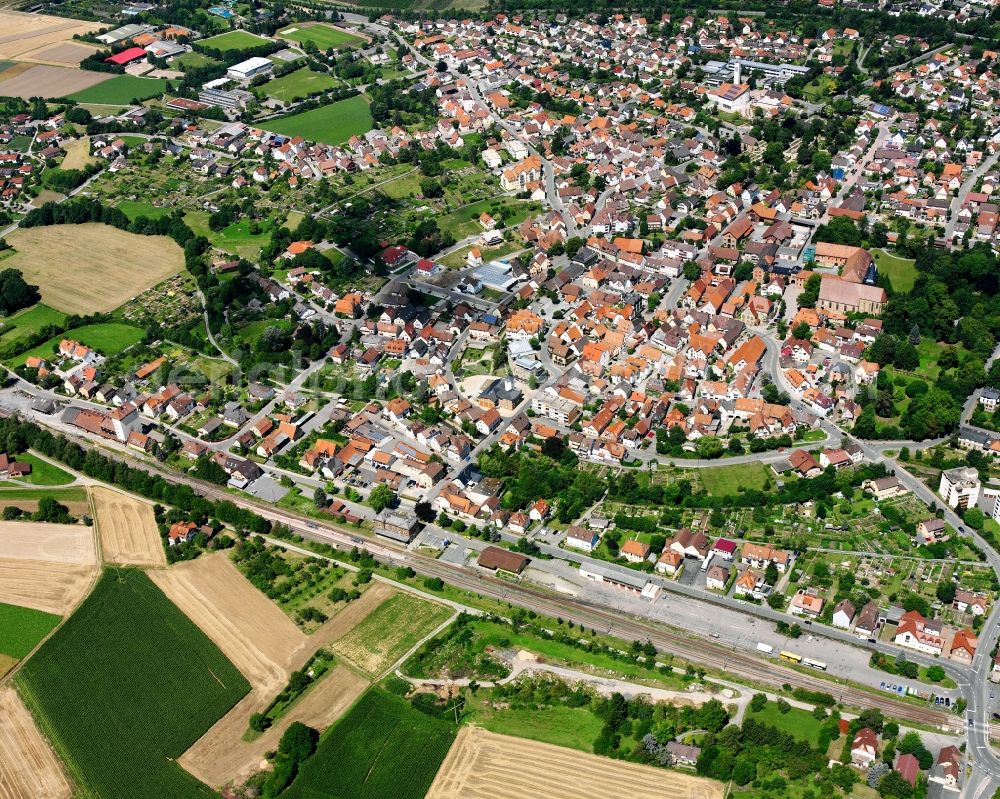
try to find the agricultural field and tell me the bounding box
[91,486,166,566]
[0,64,110,101]
[258,67,337,103]
[198,30,272,51]
[277,22,366,50]
[11,322,145,366]
[331,591,453,677]
[15,569,250,799]
[427,726,724,799]
[3,224,184,315]
[282,688,457,799]
[181,663,368,788]
[0,602,60,660]
[0,11,99,63]
[0,686,72,799]
[0,304,66,349]
[0,520,96,565]
[150,553,308,695]
[66,75,167,104]
[262,94,373,145]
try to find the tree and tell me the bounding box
[791,321,812,340]
[926,665,945,682]
[907,324,920,346]
[696,436,724,459]
[878,770,913,798]
[749,693,767,713]
[964,507,985,530]
[798,274,821,308]
[313,486,327,509]
[0,268,40,315]
[368,484,395,513]
[415,500,435,522]
[935,581,956,604]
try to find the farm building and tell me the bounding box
[105,47,148,66]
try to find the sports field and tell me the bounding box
[262,94,373,145]
[13,322,145,366]
[277,23,366,50]
[331,591,452,677]
[15,569,250,799]
[198,30,272,51]
[4,223,184,314]
[259,67,337,102]
[283,689,456,799]
[66,74,167,104]
[427,726,724,799]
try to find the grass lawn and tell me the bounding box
[0,304,66,346]
[258,67,337,103]
[10,322,144,366]
[0,486,87,502]
[116,199,173,220]
[746,700,824,747]
[4,453,74,486]
[278,23,365,50]
[700,463,771,495]
[468,696,603,752]
[0,603,60,660]
[802,74,836,102]
[184,210,273,259]
[873,249,918,293]
[262,94,373,145]
[438,199,540,240]
[174,51,221,70]
[439,241,523,269]
[67,75,167,104]
[197,30,271,51]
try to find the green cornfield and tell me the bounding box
[15,568,250,799]
[283,688,456,799]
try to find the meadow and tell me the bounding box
[0,602,60,659]
[0,303,66,346]
[67,75,167,104]
[282,688,456,799]
[262,94,373,145]
[4,452,74,486]
[12,322,144,366]
[15,569,250,799]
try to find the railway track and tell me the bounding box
[17,421,975,734]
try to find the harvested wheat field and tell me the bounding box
[0,10,99,62]
[0,560,95,615]
[0,521,96,565]
[23,40,98,67]
[91,486,165,566]
[0,687,72,799]
[180,664,369,788]
[60,137,95,171]
[426,727,724,799]
[150,553,308,694]
[0,65,109,100]
[5,224,184,315]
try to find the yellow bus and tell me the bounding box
[779,650,802,663]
